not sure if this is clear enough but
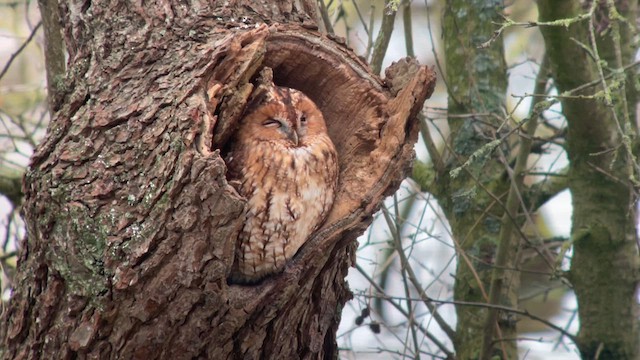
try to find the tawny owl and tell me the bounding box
[225,80,339,283]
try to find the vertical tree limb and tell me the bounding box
[402,0,414,57]
[370,0,397,74]
[481,56,550,359]
[37,0,65,112]
[538,1,640,358]
[439,1,515,358]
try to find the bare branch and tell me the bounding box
[358,292,578,345]
[0,169,23,206]
[370,0,397,74]
[401,0,414,57]
[317,0,335,35]
[381,207,457,343]
[481,56,551,359]
[354,264,455,358]
[37,0,66,111]
[0,21,42,83]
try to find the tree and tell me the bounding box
[2,1,638,359]
[0,0,434,358]
[538,1,639,358]
[412,0,638,358]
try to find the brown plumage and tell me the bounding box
[225,81,339,283]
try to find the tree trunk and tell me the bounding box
[439,1,518,359]
[0,1,435,359]
[539,1,640,358]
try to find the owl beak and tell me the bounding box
[287,129,299,146]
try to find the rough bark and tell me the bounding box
[0,1,435,359]
[439,1,518,359]
[539,1,640,359]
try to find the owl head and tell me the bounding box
[235,83,328,148]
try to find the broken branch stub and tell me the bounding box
[204,24,436,282]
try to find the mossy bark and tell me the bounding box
[438,1,518,359]
[538,1,639,359]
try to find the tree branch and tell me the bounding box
[358,292,578,345]
[402,0,414,57]
[381,207,457,343]
[354,264,455,359]
[0,169,23,206]
[481,55,551,360]
[0,22,42,83]
[526,166,569,211]
[38,0,66,112]
[317,0,334,35]
[370,0,397,75]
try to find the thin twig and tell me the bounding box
[418,113,445,174]
[381,207,457,343]
[424,0,458,106]
[0,21,42,83]
[592,0,639,185]
[352,0,371,37]
[355,264,455,358]
[390,196,420,359]
[479,11,593,49]
[481,56,551,360]
[356,292,578,344]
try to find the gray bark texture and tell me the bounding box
[0,1,436,359]
[539,1,640,358]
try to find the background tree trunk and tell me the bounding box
[0,1,435,359]
[438,2,518,359]
[539,1,640,358]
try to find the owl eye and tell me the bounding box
[300,115,307,124]
[263,119,281,128]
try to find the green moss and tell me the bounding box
[47,197,110,302]
[452,187,476,216]
[411,160,435,192]
[483,216,501,234]
[452,122,486,158]
[451,137,500,179]
[170,138,185,151]
[443,1,516,358]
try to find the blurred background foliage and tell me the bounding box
[1,0,46,302]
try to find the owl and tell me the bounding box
[225,81,339,283]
